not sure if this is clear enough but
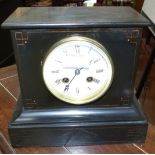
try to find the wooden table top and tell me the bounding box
[0,65,155,154]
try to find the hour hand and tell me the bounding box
[63,67,89,70]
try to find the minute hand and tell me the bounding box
[64,68,83,92]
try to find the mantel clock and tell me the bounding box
[2,7,150,146]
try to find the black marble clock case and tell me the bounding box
[2,7,150,147]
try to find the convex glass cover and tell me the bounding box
[42,36,114,104]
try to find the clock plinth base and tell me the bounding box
[9,96,147,147]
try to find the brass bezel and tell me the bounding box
[42,36,114,105]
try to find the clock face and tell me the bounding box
[42,36,114,104]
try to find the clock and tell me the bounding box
[2,7,150,147]
[42,36,113,104]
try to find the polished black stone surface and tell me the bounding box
[9,96,147,147]
[2,7,150,29]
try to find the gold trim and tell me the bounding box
[42,36,114,105]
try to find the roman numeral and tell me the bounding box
[93,78,100,84]
[89,60,93,65]
[63,49,68,56]
[55,79,61,85]
[87,86,91,91]
[96,69,104,73]
[75,45,80,54]
[55,60,62,63]
[94,58,100,63]
[64,85,69,92]
[88,47,92,54]
[51,70,59,73]
[76,88,79,94]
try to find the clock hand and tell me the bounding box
[64,74,76,92]
[63,67,89,70]
[64,68,83,92]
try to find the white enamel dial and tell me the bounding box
[42,36,114,104]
